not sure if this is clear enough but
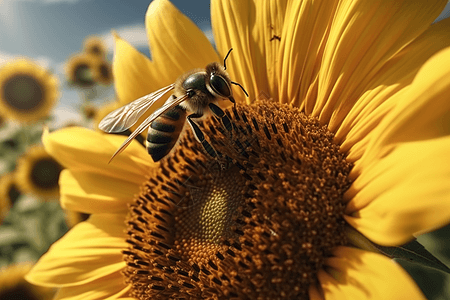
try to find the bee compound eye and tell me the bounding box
[186,90,195,98]
[209,75,231,98]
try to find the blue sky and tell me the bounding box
[0,0,211,63]
[0,0,212,125]
[0,0,449,125]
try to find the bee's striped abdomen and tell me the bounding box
[146,105,186,162]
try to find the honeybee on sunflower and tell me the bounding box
[25,0,450,299]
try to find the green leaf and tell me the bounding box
[345,226,450,274]
[0,227,27,246]
[375,239,450,275]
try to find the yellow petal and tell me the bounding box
[319,246,426,300]
[337,17,450,160]
[340,98,394,163]
[112,33,163,106]
[277,0,338,109]
[59,169,140,214]
[212,0,289,104]
[54,272,130,300]
[356,46,450,169]
[26,214,127,287]
[315,0,446,126]
[146,0,219,85]
[251,0,288,102]
[345,136,450,246]
[43,127,153,184]
[211,0,257,104]
[112,33,173,137]
[309,284,325,300]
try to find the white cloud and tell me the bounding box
[99,24,215,53]
[34,56,53,70]
[0,51,16,65]
[0,50,54,70]
[54,60,67,77]
[12,0,88,4]
[42,0,83,2]
[100,24,149,52]
[202,28,215,45]
[51,105,83,128]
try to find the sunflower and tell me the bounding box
[0,263,54,300]
[0,172,21,222]
[26,0,450,299]
[95,59,113,85]
[0,58,59,123]
[15,145,63,199]
[65,54,98,87]
[83,36,107,57]
[81,103,98,120]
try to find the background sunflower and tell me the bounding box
[0,59,59,124]
[83,36,107,58]
[95,58,113,85]
[65,54,98,88]
[15,145,62,200]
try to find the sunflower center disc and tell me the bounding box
[73,64,94,86]
[0,284,41,300]
[2,75,44,111]
[99,63,111,80]
[90,46,101,55]
[123,101,353,299]
[30,158,62,189]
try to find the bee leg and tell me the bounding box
[208,103,233,139]
[186,113,222,164]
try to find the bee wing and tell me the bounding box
[108,94,189,163]
[99,84,175,133]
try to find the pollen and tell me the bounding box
[123,101,353,299]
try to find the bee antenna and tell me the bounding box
[223,48,233,70]
[231,81,249,97]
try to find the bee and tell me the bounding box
[99,48,248,163]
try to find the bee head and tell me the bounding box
[205,62,233,103]
[177,71,209,101]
